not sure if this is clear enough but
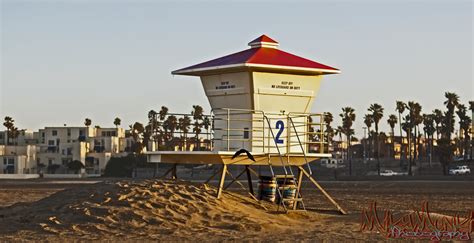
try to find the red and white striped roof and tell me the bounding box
[172,35,340,76]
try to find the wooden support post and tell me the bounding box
[171,164,177,180]
[216,164,227,199]
[246,165,254,196]
[153,163,158,178]
[297,166,347,215]
[293,167,304,210]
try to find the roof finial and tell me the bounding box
[248,34,279,49]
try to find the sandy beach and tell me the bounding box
[0,179,472,241]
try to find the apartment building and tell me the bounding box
[0,145,38,174]
[0,130,39,174]
[33,126,127,175]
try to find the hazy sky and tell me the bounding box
[1,0,472,138]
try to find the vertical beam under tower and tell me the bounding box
[216,164,228,199]
[245,165,254,196]
[293,167,304,210]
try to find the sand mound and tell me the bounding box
[0,180,323,241]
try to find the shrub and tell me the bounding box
[103,154,144,177]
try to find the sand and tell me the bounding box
[0,179,472,241]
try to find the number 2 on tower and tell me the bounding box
[275,120,284,144]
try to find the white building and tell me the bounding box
[35,126,127,175]
[0,145,38,174]
[0,130,36,146]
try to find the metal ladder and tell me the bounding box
[263,115,306,212]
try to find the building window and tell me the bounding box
[48,140,55,146]
[3,158,6,165]
[102,132,106,137]
[67,129,71,137]
[48,159,53,166]
[52,130,58,136]
[243,128,250,139]
[41,132,45,137]
[67,148,72,155]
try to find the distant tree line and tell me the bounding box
[318,92,472,175]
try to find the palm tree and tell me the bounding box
[387,114,398,158]
[129,122,146,177]
[324,112,334,153]
[339,107,356,175]
[364,114,373,159]
[432,109,443,140]
[443,92,459,140]
[3,116,15,145]
[84,118,92,128]
[422,114,435,167]
[469,101,474,160]
[456,104,471,160]
[130,122,145,153]
[413,102,423,162]
[192,105,204,150]
[114,117,121,128]
[406,102,422,166]
[387,114,398,137]
[163,115,178,149]
[147,110,159,150]
[401,115,414,174]
[368,103,384,175]
[178,115,191,150]
[157,106,169,148]
[437,92,459,175]
[159,106,168,120]
[10,127,20,145]
[396,101,406,162]
[335,126,343,158]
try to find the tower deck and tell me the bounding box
[147,151,331,166]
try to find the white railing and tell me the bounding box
[210,108,326,155]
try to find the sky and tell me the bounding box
[1,0,472,138]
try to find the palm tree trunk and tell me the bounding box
[413,126,417,166]
[391,128,395,158]
[375,127,380,176]
[398,112,403,164]
[348,135,352,176]
[429,134,433,167]
[408,129,412,175]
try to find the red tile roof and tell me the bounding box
[172,35,339,75]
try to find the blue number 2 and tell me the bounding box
[275,120,284,144]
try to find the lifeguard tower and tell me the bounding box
[147,35,346,214]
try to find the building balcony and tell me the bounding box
[39,146,59,153]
